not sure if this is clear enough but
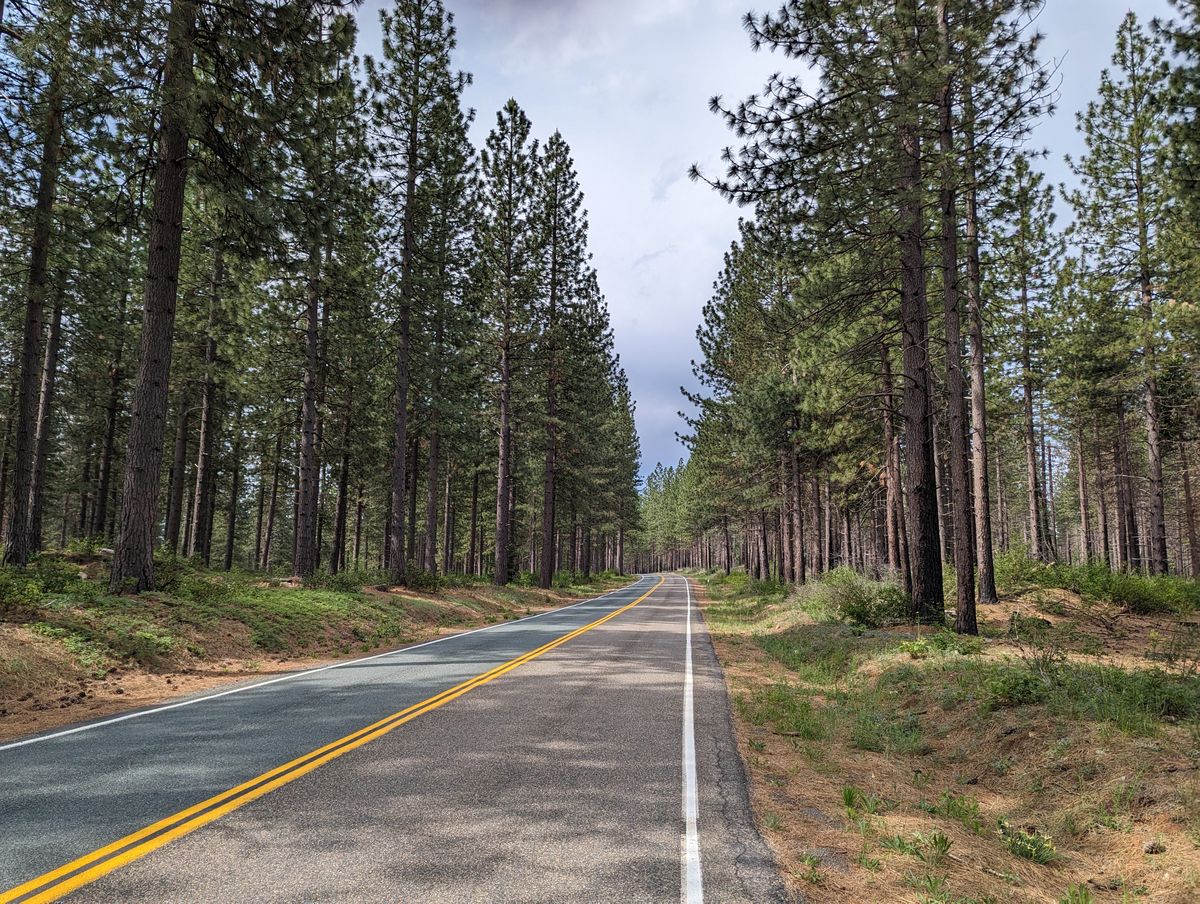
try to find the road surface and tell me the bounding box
[0,574,788,903]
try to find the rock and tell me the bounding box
[1143,839,1166,855]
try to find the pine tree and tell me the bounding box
[474,100,540,585]
[366,0,467,584]
[534,131,590,588]
[1066,11,1172,574]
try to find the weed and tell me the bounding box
[792,567,911,627]
[985,667,1051,708]
[762,812,784,831]
[997,819,1056,864]
[920,790,985,834]
[854,849,882,871]
[881,834,918,855]
[842,785,888,818]
[797,853,823,885]
[1060,884,1094,904]
[912,830,953,866]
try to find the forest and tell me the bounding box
[0,0,642,593]
[635,1,1200,633]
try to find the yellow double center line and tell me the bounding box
[2,575,665,904]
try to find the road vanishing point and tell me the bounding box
[1,574,789,903]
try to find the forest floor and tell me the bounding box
[694,561,1200,904]
[0,555,632,743]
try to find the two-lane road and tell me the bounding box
[1,574,788,903]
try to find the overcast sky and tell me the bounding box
[356,0,1174,480]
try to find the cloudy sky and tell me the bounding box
[356,0,1173,480]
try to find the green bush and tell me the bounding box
[801,568,911,627]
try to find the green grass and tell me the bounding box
[738,683,832,740]
[756,624,892,683]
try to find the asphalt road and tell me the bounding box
[0,574,788,903]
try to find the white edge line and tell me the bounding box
[681,574,704,904]
[0,575,653,754]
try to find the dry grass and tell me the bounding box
[696,573,1200,904]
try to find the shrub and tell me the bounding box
[302,569,371,593]
[803,568,910,628]
[986,667,1051,708]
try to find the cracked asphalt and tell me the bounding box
[1,574,789,903]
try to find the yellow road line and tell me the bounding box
[1,575,665,904]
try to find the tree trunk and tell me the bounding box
[92,293,127,537]
[1094,427,1111,568]
[937,3,975,633]
[295,247,321,577]
[331,438,350,575]
[468,467,480,576]
[1180,441,1200,577]
[880,344,902,578]
[791,444,805,584]
[4,24,65,566]
[354,484,365,569]
[494,345,513,585]
[1076,427,1092,563]
[962,82,997,606]
[164,391,191,553]
[424,424,440,574]
[254,452,266,569]
[1021,274,1041,560]
[188,266,219,561]
[386,8,424,584]
[28,294,64,553]
[442,467,453,574]
[262,432,282,570]
[109,0,197,593]
[223,408,242,571]
[0,380,17,547]
[897,0,943,622]
[407,437,419,564]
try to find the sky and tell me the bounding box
[355,0,1175,480]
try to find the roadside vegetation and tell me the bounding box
[695,561,1200,903]
[0,550,631,742]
